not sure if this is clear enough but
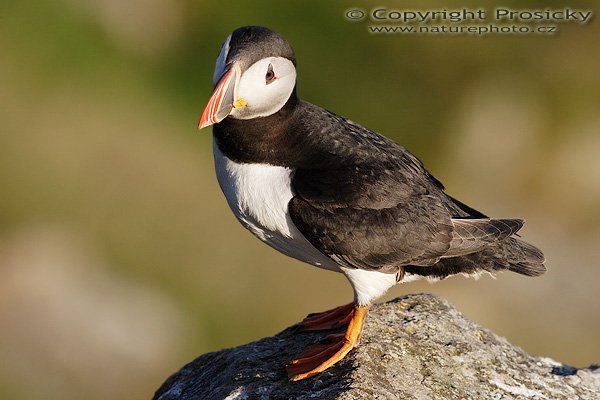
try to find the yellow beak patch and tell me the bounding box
[233,98,248,108]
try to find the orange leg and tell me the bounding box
[287,305,368,381]
[301,302,355,331]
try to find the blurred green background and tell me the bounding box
[1,0,599,399]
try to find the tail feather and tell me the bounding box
[506,238,546,277]
[404,236,546,279]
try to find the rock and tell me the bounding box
[153,294,599,400]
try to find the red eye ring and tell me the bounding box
[265,63,276,84]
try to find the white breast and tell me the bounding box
[212,140,340,271]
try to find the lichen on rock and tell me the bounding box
[154,294,599,400]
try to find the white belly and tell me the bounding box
[212,140,340,271]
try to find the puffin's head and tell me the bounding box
[199,26,297,129]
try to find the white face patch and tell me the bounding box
[212,34,232,85]
[230,57,296,120]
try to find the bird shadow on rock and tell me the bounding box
[153,319,357,400]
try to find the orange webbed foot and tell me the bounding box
[300,302,355,331]
[287,305,368,381]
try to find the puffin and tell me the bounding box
[198,26,546,381]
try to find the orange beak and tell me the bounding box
[198,64,239,129]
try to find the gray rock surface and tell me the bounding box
[153,294,599,400]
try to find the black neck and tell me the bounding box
[213,88,301,165]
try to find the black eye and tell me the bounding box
[265,63,276,84]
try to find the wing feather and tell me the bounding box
[286,102,534,274]
[443,218,523,257]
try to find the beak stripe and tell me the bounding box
[198,66,238,130]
